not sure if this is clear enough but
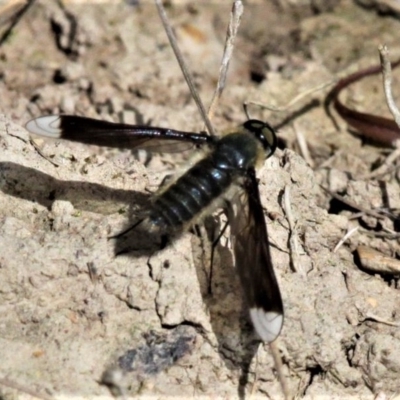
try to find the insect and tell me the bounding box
[25,4,284,344]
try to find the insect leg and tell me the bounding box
[208,218,230,295]
[109,218,145,240]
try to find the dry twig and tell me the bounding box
[293,121,314,168]
[320,186,385,220]
[379,45,400,131]
[0,376,54,400]
[283,185,303,275]
[154,0,215,136]
[269,341,292,400]
[357,245,400,274]
[245,79,334,113]
[333,226,359,253]
[207,1,243,121]
[357,45,400,180]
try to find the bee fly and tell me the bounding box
[25,3,284,343]
[26,114,283,342]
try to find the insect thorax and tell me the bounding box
[144,126,268,234]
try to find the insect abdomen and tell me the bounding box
[148,158,230,230]
[147,132,260,232]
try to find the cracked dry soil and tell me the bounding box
[0,1,400,399]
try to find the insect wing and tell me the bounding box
[25,115,211,153]
[227,168,283,342]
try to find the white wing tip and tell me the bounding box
[250,308,283,343]
[25,115,62,138]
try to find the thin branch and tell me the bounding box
[269,341,292,400]
[0,0,35,46]
[283,185,303,275]
[362,313,399,327]
[357,245,400,274]
[293,121,314,168]
[0,376,54,400]
[358,146,400,180]
[320,186,385,220]
[245,79,335,114]
[30,138,60,167]
[355,303,400,327]
[379,45,400,133]
[361,230,400,239]
[207,1,243,122]
[333,226,359,253]
[154,0,215,136]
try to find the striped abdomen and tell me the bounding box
[147,131,260,232]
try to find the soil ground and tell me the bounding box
[0,0,400,399]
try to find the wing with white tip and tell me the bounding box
[25,115,212,153]
[227,168,284,343]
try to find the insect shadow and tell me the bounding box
[0,161,149,249]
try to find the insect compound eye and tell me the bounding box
[243,119,277,158]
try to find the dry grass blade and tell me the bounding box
[154,0,215,136]
[207,0,243,121]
